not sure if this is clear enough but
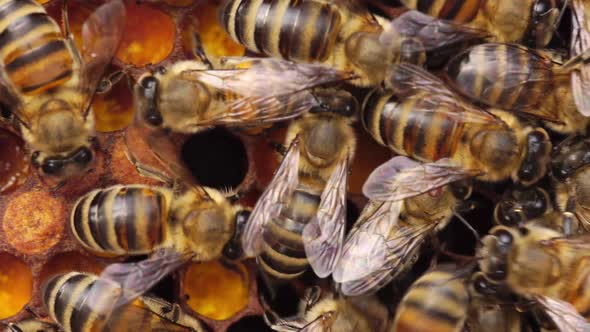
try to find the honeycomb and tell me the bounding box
[0,1,391,331]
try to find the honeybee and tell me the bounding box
[0,0,125,180]
[552,136,590,233]
[42,271,206,332]
[263,286,389,332]
[69,121,249,305]
[399,0,563,47]
[478,224,590,331]
[390,267,469,332]
[332,156,471,296]
[445,42,590,135]
[361,62,552,199]
[1,319,59,332]
[241,89,357,281]
[494,187,554,227]
[135,56,354,133]
[219,0,489,86]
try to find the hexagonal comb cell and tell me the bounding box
[0,253,32,319]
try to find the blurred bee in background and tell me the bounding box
[0,0,125,180]
[332,156,473,296]
[219,0,489,86]
[241,89,357,282]
[398,0,564,47]
[134,55,355,133]
[445,43,590,135]
[262,286,389,332]
[1,319,59,332]
[362,62,552,197]
[551,136,590,233]
[478,223,590,331]
[389,266,469,332]
[494,187,557,227]
[69,119,250,307]
[42,271,207,332]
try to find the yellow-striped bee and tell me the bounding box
[69,121,249,304]
[1,319,59,332]
[41,271,206,332]
[219,0,489,86]
[478,223,590,331]
[263,287,389,332]
[361,63,552,198]
[552,136,590,233]
[445,43,590,135]
[0,0,125,180]
[390,267,469,332]
[399,0,563,47]
[135,56,354,134]
[241,89,357,281]
[332,156,470,296]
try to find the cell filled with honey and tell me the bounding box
[0,254,32,319]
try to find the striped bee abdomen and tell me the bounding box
[403,0,484,23]
[393,270,469,332]
[259,187,320,280]
[220,0,341,63]
[42,272,170,332]
[362,88,463,162]
[0,0,73,95]
[446,43,554,112]
[71,185,167,256]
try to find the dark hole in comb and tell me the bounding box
[256,274,299,318]
[182,128,248,190]
[227,315,274,332]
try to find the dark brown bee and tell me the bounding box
[445,43,590,134]
[219,0,489,86]
[361,62,552,201]
[399,0,562,47]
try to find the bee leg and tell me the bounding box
[563,195,579,235]
[301,286,322,312]
[189,31,213,69]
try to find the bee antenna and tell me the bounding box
[452,210,482,246]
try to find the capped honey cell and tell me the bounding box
[0,253,32,319]
[2,190,66,255]
[183,261,249,320]
[0,128,29,194]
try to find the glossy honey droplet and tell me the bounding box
[93,68,134,132]
[189,2,245,60]
[183,261,249,320]
[0,128,29,194]
[0,253,32,319]
[116,2,176,66]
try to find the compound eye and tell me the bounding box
[74,147,93,165]
[534,0,553,15]
[42,159,64,175]
[146,113,163,126]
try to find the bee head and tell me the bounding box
[135,75,163,126]
[524,0,560,48]
[551,138,590,181]
[32,145,94,179]
[223,209,250,260]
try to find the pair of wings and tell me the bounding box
[149,58,355,131]
[241,138,350,279]
[3,0,125,127]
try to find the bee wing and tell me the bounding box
[99,249,193,309]
[180,58,354,126]
[363,156,481,201]
[535,295,590,332]
[333,200,402,283]
[79,0,126,113]
[303,156,349,278]
[241,139,301,257]
[385,62,501,125]
[335,200,438,296]
[140,295,207,332]
[446,43,564,123]
[571,0,590,116]
[380,10,490,54]
[100,299,196,332]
